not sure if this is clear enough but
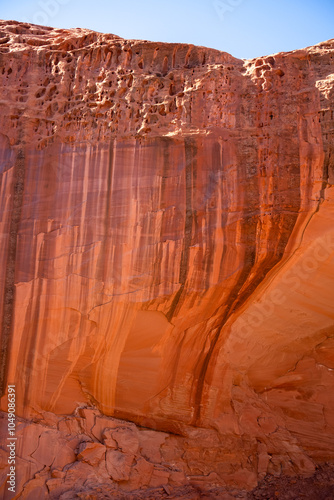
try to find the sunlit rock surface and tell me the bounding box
[0,20,334,497]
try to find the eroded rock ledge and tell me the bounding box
[0,19,334,497]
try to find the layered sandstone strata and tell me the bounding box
[0,19,334,497]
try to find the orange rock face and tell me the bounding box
[0,19,334,496]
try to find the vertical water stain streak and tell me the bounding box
[318,93,333,199]
[101,139,115,283]
[0,148,25,395]
[191,133,302,424]
[152,137,171,288]
[192,226,257,424]
[167,137,197,321]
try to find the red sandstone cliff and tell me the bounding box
[0,19,334,498]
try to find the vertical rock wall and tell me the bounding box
[0,20,334,495]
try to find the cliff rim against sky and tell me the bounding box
[0,19,334,498]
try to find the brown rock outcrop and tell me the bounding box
[0,19,334,497]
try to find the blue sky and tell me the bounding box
[1,0,333,59]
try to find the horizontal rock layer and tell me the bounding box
[0,19,334,495]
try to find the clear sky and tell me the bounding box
[1,0,333,59]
